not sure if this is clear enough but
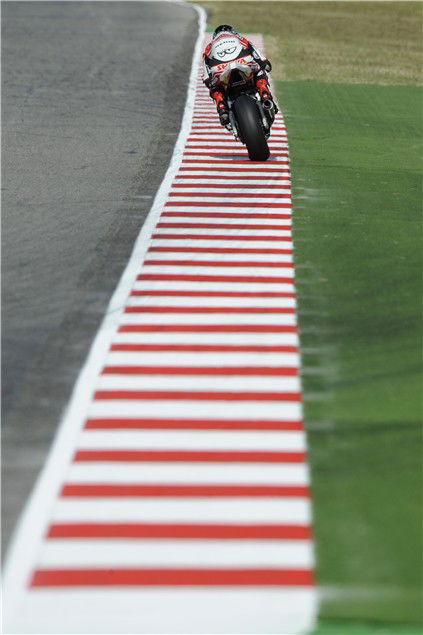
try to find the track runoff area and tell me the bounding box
[3,20,317,635]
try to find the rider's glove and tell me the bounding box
[252,50,272,73]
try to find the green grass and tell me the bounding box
[199,2,423,85]
[314,620,422,635]
[278,79,422,627]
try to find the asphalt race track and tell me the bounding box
[2,1,198,552]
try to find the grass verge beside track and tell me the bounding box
[279,79,422,630]
[200,1,422,85]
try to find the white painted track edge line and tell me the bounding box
[2,4,207,628]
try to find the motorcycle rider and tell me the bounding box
[202,24,276,127]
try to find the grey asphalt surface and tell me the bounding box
[2,1,198,553]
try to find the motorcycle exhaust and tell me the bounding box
[261,98,275,132]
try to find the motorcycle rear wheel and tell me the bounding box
[233,95,270,161]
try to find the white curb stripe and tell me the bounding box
[66,462,309,485]
[106,350,302,366]
[38,540,314,568]
[52,499,311,524]
[76,430,307,451]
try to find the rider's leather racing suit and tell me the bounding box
[202,33,273,123]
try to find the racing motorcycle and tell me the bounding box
[212,59,277,161]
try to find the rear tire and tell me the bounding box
[233,95,270,161]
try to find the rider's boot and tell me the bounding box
[217,103,230,126]
[212,89,230,126]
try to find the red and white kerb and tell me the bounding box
[3,28,317,635]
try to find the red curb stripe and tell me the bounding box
[156,221,292,232]
[168,192,291,199]
[30,567,314,587]
[161,212,292,219]
[182,162,290,166]
[187,137,288,142]
[94,390,301,401]
[102,365,298,375]
[85,417,304,431]
[191,125,286,129]
[189,134,287,137]
[187,133,286,136]
[178,169,290,175]
[178,168,291,173]
[188,126,286,129]
[190,133,288,137]
[60,484,310,497]
[171,183,290,189]
[157,223,292,230]
[190,131,287,136]
[73,450,306,463]
[181,161,289,166]
[186,137,286,140]
[46,523,311,540]
[84,418,303,430]
[188,139,288,144]
[183,153,289,158]
[130,290,296,296]
[188,140,287,142]
[183,155,289,160]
